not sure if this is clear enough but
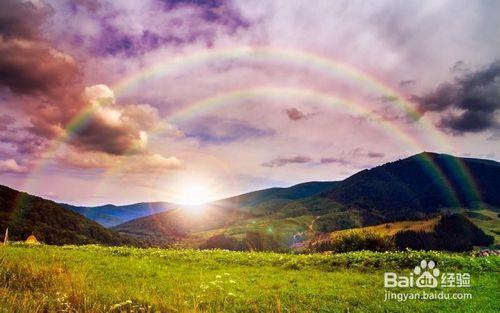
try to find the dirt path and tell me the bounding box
[291,216,320,247]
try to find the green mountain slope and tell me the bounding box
[322,152,500,224]
[0,184,139,246]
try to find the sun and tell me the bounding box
[175,181,214,206]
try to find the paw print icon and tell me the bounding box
[414,260,440,288]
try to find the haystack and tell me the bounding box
[26,234,39,244]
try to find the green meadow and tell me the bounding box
[0,244,498,312]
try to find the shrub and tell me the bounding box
[311,231,395,253]
[199,234,245,251]
[313,211,361,233]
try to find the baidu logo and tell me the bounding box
[384,259,470,289]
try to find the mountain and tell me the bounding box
[113,204,254,246]
[61,202,175,227]
[0,184,139,246]
[113,152,500,249]
[112,181,338,244]
[321,152,500,224]
[63,182,335,228]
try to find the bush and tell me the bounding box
[311,231,395,253]
[199,234,245,251]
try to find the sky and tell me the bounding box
[0,0,499,205]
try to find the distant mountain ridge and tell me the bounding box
[61,202,175,227]
[64,181,338,227]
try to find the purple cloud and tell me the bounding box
[413,60,500,135]
[320,157,350,165]
[285,107,309,121]
[0,114,15,131]
[183,116,274,144]
[262,156,312,168]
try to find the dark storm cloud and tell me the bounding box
[0,0,83,152]
[0,0,80,98]
[71,118,141,155]
[413,60,500,135]
[0,0,54,39]
[184,116,274,144]
[0,39,80,98]
[262,156,312,168]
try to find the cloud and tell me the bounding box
[0,38,80,98]
[320,149,384,166]
[0,114,15,131]
[366,151,384,158]
[285,107,310,121]
[65,0,250,57]
[319,157,350,165]
[413,60,500,135]
[352,148,385,159]
[399,80,415,87]
[0,0,79,99]
[59,150,184,173]
[68,84,184,155]
[72,0,101,13]
[262,156,312,168]
[377,95,399,103]
[0,0,54,39]
[183,116,274,144]
[0,129,47,154]
[0,158,27,173]
[0,0,83,149]
[450,60,468,73]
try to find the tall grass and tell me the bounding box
[0,244,498,312]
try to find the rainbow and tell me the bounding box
[18,46,482,207]
[101,86,460,206]
[109,46,481,204]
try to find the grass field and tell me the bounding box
[187,215,316,248]
[0,244,498,312]
[328,217,441,238]
[464,209,500,245]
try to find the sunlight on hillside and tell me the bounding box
[174,180,215,206]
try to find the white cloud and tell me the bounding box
[58,149,185,173]
[0,159,28,173]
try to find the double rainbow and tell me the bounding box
[19,46,482,207]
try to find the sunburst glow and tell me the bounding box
[174,180,214,206]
